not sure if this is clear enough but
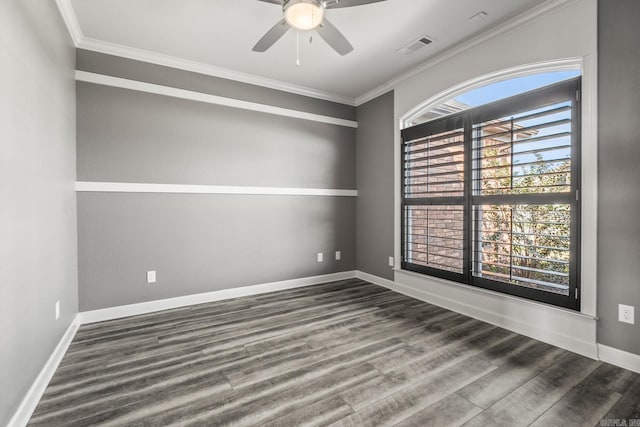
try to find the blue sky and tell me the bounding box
[457,70,580,170]
[455,70,580,106]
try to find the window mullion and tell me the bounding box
[464,113,473,284]
[472,193,574,206]
[569,83,582,304]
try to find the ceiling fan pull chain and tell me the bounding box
[296,31,301,66]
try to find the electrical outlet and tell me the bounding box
[619,304,635,324]
[147,270,157,284]
[335,251,341,261]
[389,256,394,267]
[317,253,323,262]
[55,300,60,320]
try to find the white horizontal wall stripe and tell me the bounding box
[75,71,358,129]
[75,181,358,197]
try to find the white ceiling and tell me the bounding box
[69,0,551,102]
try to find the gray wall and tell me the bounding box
[0,1,77,425]
[76,55,356,311]
[76,83,355,188]
[78,193,354,310]
[597,0,640,355]
[355,91,395,280]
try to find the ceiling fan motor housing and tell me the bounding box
[253,0,382,55]
[284,0,325,30]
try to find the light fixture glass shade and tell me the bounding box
[284,0,324,31]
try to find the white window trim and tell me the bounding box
[394,57,597,318]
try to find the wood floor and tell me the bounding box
[29,279,640,426]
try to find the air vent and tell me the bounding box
[397,35,435,55]
[469,11,488,22]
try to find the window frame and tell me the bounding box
[400,78,581,310]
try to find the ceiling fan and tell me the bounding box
[252,0,387,56]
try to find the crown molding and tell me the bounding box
[53,0,354,105]
[54,0,83,45]
[57,0,579,109]
[77,38,356,106]
[355,0,579,106]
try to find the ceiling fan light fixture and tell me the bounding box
[284,0,324,31]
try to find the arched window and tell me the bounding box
[407,70,580,126]
[400,69,582,310]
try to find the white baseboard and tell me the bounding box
[9,270,639,427]
[9,271,357,425]
[8,315,80,427]
[356,270,396,289]
[598,344,640,374]
[78,271,357,324]
[356,270,599,359]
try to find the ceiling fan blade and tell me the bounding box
[256,0,284,4]
[324,0,386,9]
[252,19,290,52]
[316,18,354,56]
